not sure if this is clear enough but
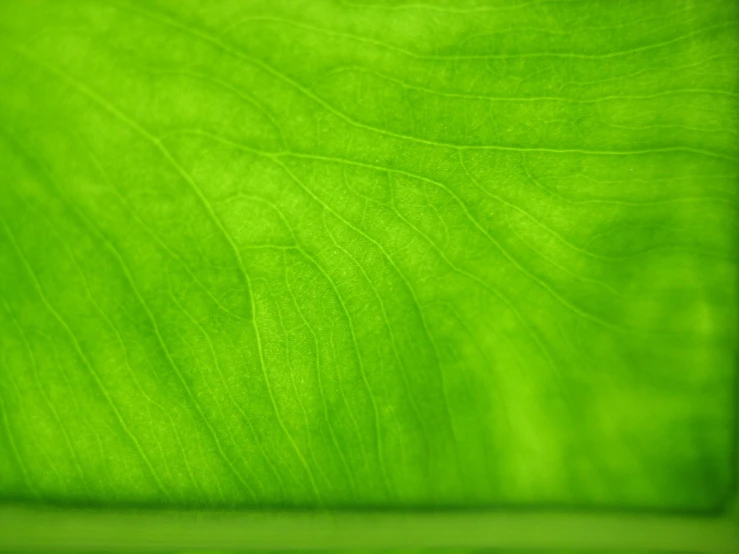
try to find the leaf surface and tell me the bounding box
[0,0,736,513]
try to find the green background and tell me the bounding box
[0,0,736,528]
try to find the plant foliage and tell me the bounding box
[0,0,737,512]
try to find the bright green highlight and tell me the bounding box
[0,0,736,512]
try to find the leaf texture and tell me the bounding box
[0,0,736,511]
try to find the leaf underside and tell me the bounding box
[0,0,737,512]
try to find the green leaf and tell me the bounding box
[0,0,736,531]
